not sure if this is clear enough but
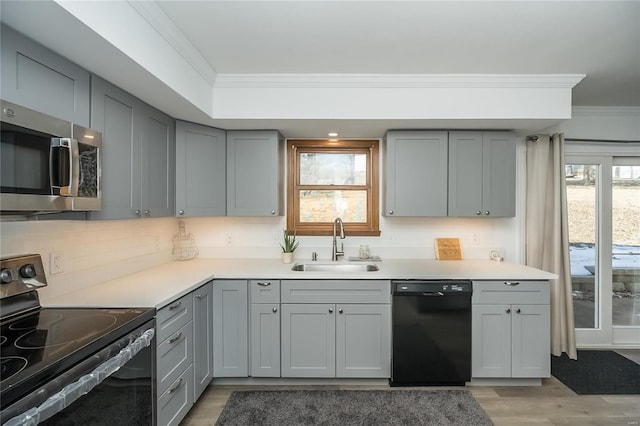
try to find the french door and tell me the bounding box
[565,145,640,348]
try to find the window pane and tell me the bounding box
[612,163,640,326]
[299,190,367,222]
[299,153,367,185]
[567,164,598,329]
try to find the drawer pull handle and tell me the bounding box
[168,378,183,394]
[504,282,520,286]
[257,282,271,287]
[168,332,182,344]
[168,301,182,310]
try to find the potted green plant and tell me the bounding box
[280,229,299,264]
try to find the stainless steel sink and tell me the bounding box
[291,263,379,272]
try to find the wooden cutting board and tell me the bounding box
[434,238,463,260]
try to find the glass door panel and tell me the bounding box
[611,159,640,328]
[566,164,599,329]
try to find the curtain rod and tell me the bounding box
[564,138,640,144]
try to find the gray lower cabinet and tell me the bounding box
[175,121,226,217]
[448,131,516,217]
[280,280,391,378]
[213,280,249,377]
[156,293,194,426]
[0,24,90,126]
[89,76,175,220]
[226,130,284,216]
[250,280,280,377]
[472,280,550,378]
[383,130,448,216]
[193,281,213,400]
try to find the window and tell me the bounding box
[287,139,380,236]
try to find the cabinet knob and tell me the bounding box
[329,308,334,314]
[144,210,150,216]
[388,210,394,215]
[271,210,276,215]
[485,210,490,216]
[195,294,202,299]
[516,308,521,314]
[475,210,482,215]
[506,308,511,314]
[338,308,344,314]
[272,307,278,313]
[178,210,184,215]
[135,210,142,216]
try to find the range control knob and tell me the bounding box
[20,264,37,279]
[1,268,13,284]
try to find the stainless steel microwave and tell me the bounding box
[1,100,101,213]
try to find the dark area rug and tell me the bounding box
[215,389,493,426]
[552,350,640,395]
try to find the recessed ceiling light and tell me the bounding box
[328,132,338,137]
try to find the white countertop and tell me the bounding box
[43,258,557,309]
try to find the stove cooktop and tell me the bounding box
[0,306,154,410]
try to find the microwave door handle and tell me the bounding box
[50,138,78,196]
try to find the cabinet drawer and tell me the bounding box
[250,279,280,303]
[282,280,390,304]
[157,364,194,426]
[158,321,193,395]
[157,293,193,343]
[472,280,549,305]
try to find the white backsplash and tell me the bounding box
[0,214,523,302]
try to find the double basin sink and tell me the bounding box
[291,263,379,272]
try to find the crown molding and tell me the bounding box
[214,74,585,89]
[572,106,640,116]
[128,0,217,84]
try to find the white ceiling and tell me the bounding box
[156,0,640,107]
[1,1,639,138]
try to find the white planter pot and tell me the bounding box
[281,252,294,264]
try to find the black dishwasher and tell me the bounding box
[391,280,472,386]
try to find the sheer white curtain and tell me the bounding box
[526,133,577,359]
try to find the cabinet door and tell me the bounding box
[226,130,283,216]
[141,106,175,218]
[511,304,551,378]
[89,76,142,220]
[281,304,336,377]
[482,132,516,217]
[1,24,90,126]
[336,304,390,378]
[448,131,484,217]
[193,282,213,400]
[383,131,448,216]
[175,121,226,217]
[250,304,280,377]
[471,304,512,377]
[213,280,248,377]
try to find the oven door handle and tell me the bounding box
[3,327,155,426]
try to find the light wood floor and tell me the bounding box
[181,351,640,426]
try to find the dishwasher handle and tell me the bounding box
[421,291,445,296]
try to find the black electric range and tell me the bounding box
[0,254,156,425]
[0,305,154,410]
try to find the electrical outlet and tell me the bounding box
[49,252,64,275]
[224,234,232,246]
[472,234,480,246]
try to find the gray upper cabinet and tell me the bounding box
[226,130,284,216]
[448,131,516,217]
[0,25,90,126]
[383,130,448,216]
[175,121,226,217]
[89,76,175,220]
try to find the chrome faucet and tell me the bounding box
[332,217,345,261]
